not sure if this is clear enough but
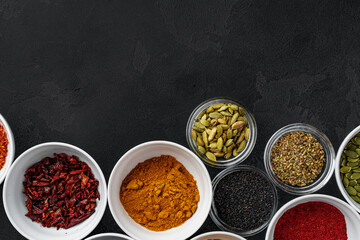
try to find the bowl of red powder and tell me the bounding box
[265,194,360,240]
[0,114,15,184]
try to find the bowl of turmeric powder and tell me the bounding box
[108,141,212,240]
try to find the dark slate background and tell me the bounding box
[1,0,360,239]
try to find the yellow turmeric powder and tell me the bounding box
[120,155,200,231]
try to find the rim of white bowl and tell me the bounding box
[191,231,246,240]
[335,125,360,213]
[85,233,134,240]
[0,114,15,184]
[108,140,213,240]
[265,194,360,240]
[3,142,107,240]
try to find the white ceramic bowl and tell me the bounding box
[191,231,246,240]
[108,141,212,240]
[265,194,360,240]
[3,142,107,240]
[335,125,360,213]
[85,233,134,240]
[0,114,15,184]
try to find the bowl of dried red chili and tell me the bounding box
[264,123,335,195]
[3,142,107,240]
[0,114,15,184]
[265,194,360,240]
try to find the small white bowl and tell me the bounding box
[3,142,107,240]
[191,231,246,240]
[108,141,212,240]
[0,114,15,184]
[335,125,360,213]
[265,194,360,240]
[85,233,134,240]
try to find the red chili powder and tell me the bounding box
[274,201,347,240]
[0,124,8,170]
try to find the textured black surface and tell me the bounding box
[1,0,360,239]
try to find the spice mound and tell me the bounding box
[23,153,100,229]
[274,202,347,240]
[214,169,275,231]
[0,124,8,170]
[340,132,360,203]
[271,131,325,186]
[120,155,199,231]
[192,102,250,161]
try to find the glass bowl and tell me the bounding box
[186,97,257,168]
[264,123,335,195]
[210,165,278,237]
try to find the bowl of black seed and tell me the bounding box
[210,165,278,237]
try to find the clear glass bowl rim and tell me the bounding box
[186,97,257,168]
[209,165,278,237]
[263,123,335,195]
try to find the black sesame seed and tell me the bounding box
[214,169,275,231]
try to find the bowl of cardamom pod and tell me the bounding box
[336,125,360,213]
[186,97,257,168]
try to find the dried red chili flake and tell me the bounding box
[274,201,347,240]
[23,153,100,229]
[0,124,8,170]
